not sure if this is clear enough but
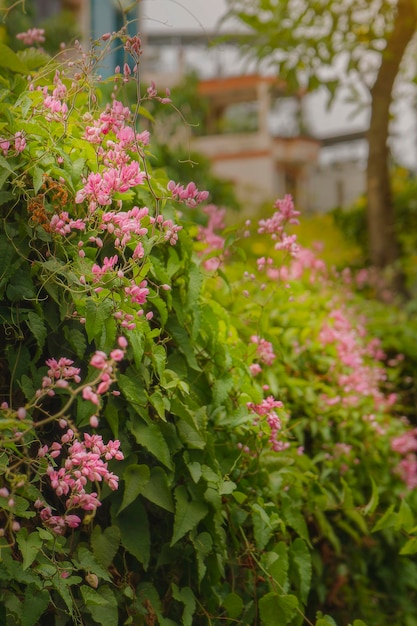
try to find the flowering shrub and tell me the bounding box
[0,21,417,626]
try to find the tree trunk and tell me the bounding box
[367,0,417,293]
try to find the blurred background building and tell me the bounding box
[27,0,370,213]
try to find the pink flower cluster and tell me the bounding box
[124,34,142,60]
[0,132,26,156]
[197,204,226,271]
[16,28,45,46]
[74,100,149,211]
[258,194,300,257]
[391,429,417,490]
[100,206,149,258]
[83,339,128,407]
[39,357,81,396]
[38,431,123,534]
[319,307,389,409]
[76,162,146,212]
[40,71,68,121]
[125,281,149,306]
[91,254,119,281]
[85,99,131,139]
[278,246,327,283]
[247,396,289,452]
[49,212,86,236]
[167,180,209,208]
[149,213,183,246]
[250,335,276,367]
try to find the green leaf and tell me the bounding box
[186,262,202,312]
[151,344,166,378]
[0,190,13,205]
[32,167,44,194]
[91,525,121,569]
[81,585,118,626]
[372,505,398,533]
[76,547,112,582]
[290,539,311,605]
[117,498,150,569]
[251,503,280,551]
[177,419,206,449]
[363,476,379,516]
[0,154,13,175]
[141,466,174,512]
[398,498,414,533]
[85,298,113,342]
[171,584,196,626]
[0,43,29,73]
[352,621,369,626]
[191,531,213,583]
[212,374,234,407]
[130,420,173,470]
[399,537,417,555]
[219,480,236,495]
[222,592,244,619]
[119,464,150,513]
[128,329,145,368]
[26,311,47,355]
[64,327,87,359]
[136,104,155,123]
[315,617,338,626]
[19,374,35,401]
[166,318,202,371]
[6,267,35,302]
[119,372,147,412]
[259,592,298,625]
[171,486,208,546]
[263,542,289,592]
[149,389,167,420]
[282,496,311,547]
[16,528,42,571]
[187,461,202,483]
[21,586,50,626]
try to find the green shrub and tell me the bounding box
[0,24,417,626]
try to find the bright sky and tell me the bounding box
[141,0,228,33]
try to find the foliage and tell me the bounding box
[0,22,417,626]
[0,1,81,55]
[332,169,417,279]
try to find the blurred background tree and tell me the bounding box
[0,0,80,54]
[226,0,417,293]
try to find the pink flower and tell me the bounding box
[247,396,289,452]
[118,336,128,349]
[250,336,276,366]
[110,349,124,362]
[0,139,10,155]
[391,430,417,455]
[167,179,209,208]
[16,28,45,46]
[125,281,149,305]
[249,363,262,376]
[16,407,26,420]
[14,132,26,153]
[82,386,99,406]
[89,415,99,428]
[65,514,81,528]
[90,351,108,370]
